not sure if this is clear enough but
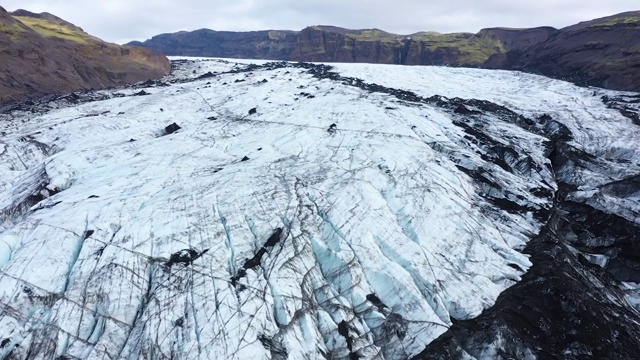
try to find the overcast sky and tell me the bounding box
[3,1,638,44]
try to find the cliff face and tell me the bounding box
[132,11,640,92]
[141,26,513,67]
[132,29,298,59]
[477,27,558,51]
[0,7,171,106]
[290,27,509,66]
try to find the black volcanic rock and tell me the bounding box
[417,162,640,360]
[164,122,181,135]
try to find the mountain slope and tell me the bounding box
[0,58,639,359]
[487,11,640,91]
[0,7,170,106]
[131,11,640,91]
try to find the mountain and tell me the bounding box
[129,29,299,60]
[486,11,640,90]
[131,26,553,66]
[0,58,639,359]
[130,11,640,92]
[0,6,171,106]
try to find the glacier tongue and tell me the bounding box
[0,58,637,359]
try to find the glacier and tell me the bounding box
[0,58,639,359]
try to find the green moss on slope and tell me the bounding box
[13,15,93,44]
[415,33,506,64]
[590,15,640,27]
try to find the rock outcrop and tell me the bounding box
[129,29,298,60]
[486,11,640,92]
[0,7,170,106]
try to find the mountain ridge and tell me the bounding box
[0,7,171,106]
[130,11,640,91]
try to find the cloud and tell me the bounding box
[2,0,638,44]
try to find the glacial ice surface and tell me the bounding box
[0,57,638,359]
